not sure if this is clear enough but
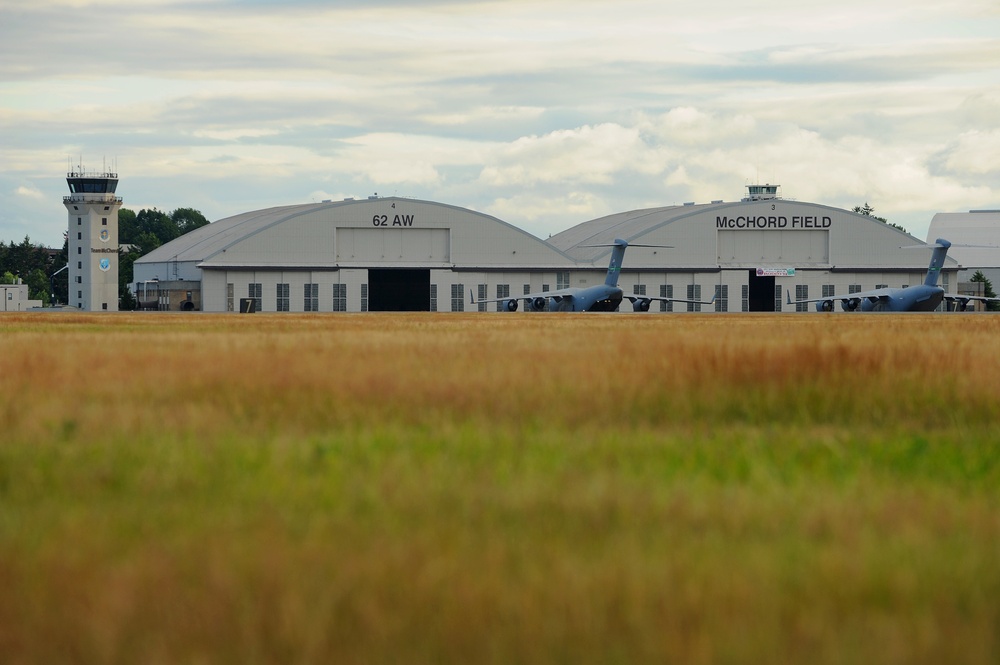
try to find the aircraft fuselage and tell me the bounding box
[558,285,623,312]
[858,285,944,312]
[587,291,623,311]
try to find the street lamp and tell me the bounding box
[50,264,68,305]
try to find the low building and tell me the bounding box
[2,282,42,311]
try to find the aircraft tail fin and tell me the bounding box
[923,238,951,287]
[604,239,628,287]
[577,239,674,288]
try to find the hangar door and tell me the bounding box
[368,269,431,311]
[717,230,829,264]
[747,270,777,312]
[336,228,450,262]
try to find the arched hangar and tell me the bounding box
[133,197,579,312]
[549,185,959,312]
[134,186,959,312]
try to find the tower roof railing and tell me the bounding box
[63,194,123,204]
[67,171,118,179]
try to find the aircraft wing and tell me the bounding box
[786,287,895,310]
[469,288,576,310]
[787,287,895,305]
[944,293,1000,310]
[944,294,1000,303]
[624,293,716,312]
[625,294,716,305]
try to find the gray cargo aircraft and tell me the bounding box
[787,238,1000,312]
[471,238,715,312]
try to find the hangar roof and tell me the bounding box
[137,197,576,270]
[550,198,956,272]
[135,193,961,276]
[139,204,302,264]
[548,203,716,261]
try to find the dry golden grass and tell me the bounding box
[0,312,998,664]
[3,311,999,440]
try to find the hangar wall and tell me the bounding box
[201,267,599,312]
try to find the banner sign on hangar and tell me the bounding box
[756,267,796,277]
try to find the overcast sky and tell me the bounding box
[2,0,998,247]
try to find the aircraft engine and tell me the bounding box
[632,298,651,312]
[841,298,861,312]
[530,296,548,311]
[815,300,835,312]
[957,300,970,312]
[505,299,518,312]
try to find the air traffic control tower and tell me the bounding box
[64,169,122,311]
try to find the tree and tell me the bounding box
[51,238,68,305]
[969,270,999,312]
[118,208,139,244]
[853,202,908,234]
[135,231,162,256]
[119,247,139,298]
[172,207,210,234]
[1,236,50,280]
[120,206,208,249]
[26,268,50,305]
[135,208,179,244]
[119,286,137,311]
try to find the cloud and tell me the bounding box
[15,185,45,200]
[478,123,662,187]
[322,132,493,186]
[1,0,998,247]
[638,108,757,147]
[191,128,282,142]
[937,130,1000,176]
[487,191,614,238]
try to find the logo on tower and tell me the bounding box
[99,258,110,272]
[100,229,109,242]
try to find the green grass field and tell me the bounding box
[1,312,998,664]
